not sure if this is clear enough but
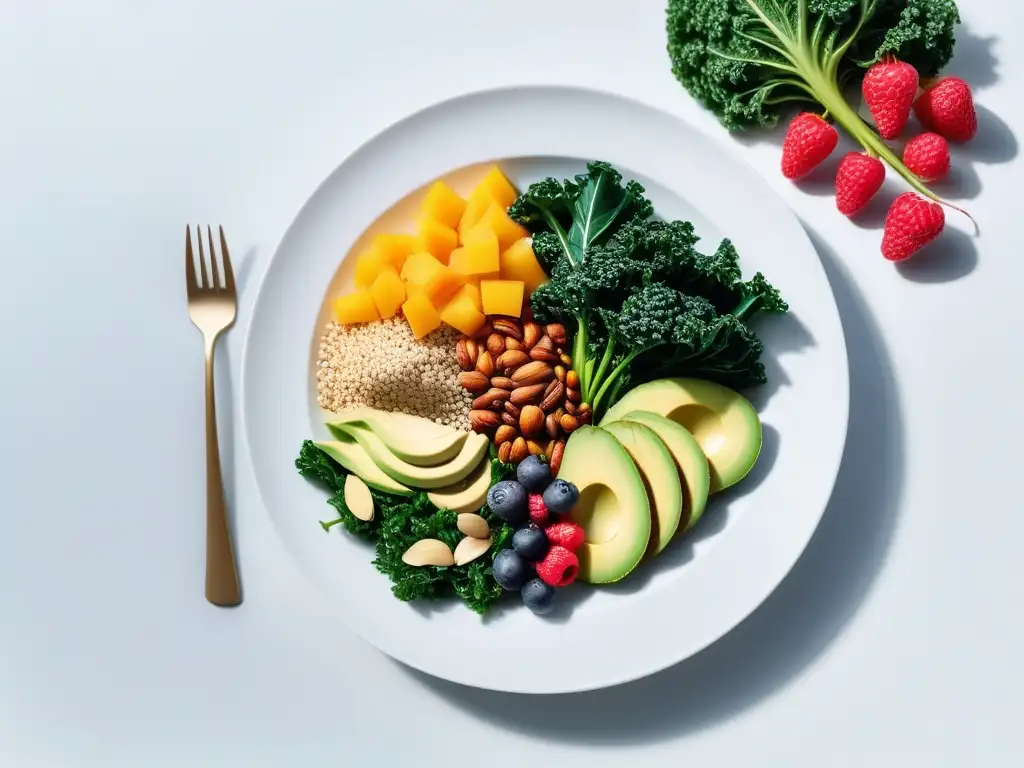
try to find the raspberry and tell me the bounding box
[536,545,579,588]
[528,493,550,525]
[902,132,950,182]
[545,521,585,552]
[781,112,838,180]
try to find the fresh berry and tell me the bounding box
[881,192,945,262]
[914,77,977,142]
[492,548,532,591]
[520,578,557,615]
[516,455,552,493]
[545,521,585,552]
[835,152,886,216]
[487,480,528,525]
[536,545,579,588]
[528,493,550,526]
[861,57,919,139]
[512,525,549,561]
[542,479,579,517]
[903,133,950,182]
[781,113,839,180]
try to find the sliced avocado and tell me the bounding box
[558,426,651,584]
[313,439,413,496]
[332,423,489,490]
[427,457,492,514]
[621,411,710,530]
[602,421,683,557]
[601,378,761,493]
[324,407,468,467]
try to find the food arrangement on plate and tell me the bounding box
[297,160,789,616]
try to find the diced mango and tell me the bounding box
[424,265,466,306]
[500,237,548,295]
[416,217,459,265]
[402,292,442,339]
[440,289,486,336]
[458,190,493,242]
[455,282,482,312]
[372,234,418,270]
[420,181,466,230]
[480,279,525,318]
[354,249,390,289]
[450,232,500,281]
[333,290,380,325]
[400,251,446,285]
[368,266,405,319]
[465,203,529,252]
[475,166,518,209]
[405,282,428,300]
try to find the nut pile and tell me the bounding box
[456,317,591,473]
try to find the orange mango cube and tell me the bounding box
[458,190,493,242]
[400,251,446,285]
[354,249,390,289]
[424,265,466,306]
[456,282,482,312]
[440,289,486,336]
[465,203,529,252]
[500,237,548,295]
[475,166,518,209]
[372,234,418,270]
[368,266,405,319]
[450,232,500,281]
[416,217,459,265]
[480,279,525,318]
[333,290,380,325]
[402,291,442,339]
[420,181,466,230]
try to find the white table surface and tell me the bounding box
[2,1,1021,765]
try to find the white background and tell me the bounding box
[1,0,1020,765]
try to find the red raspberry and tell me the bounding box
[902,132,950,182]
[834,152,885,216]
[536,545,579,588]
[528,493,550,525]
[781,112,838,180]
[881,192,945,262]
[545,521,585,552]
[914,77,977,142]
[861,56,919,139]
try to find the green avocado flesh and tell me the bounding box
[324,407,468,467]
[602,421,682,557]
[620,411,710,530]
[426,457,492,514]
[314,439,413,496]
[559,426,651,584]
[331,422,489,490]
[601,378,761,493]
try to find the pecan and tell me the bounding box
[539,380,565,411]
[492,318,523,340]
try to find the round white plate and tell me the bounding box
[242,85,849,694]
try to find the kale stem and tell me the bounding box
[591,352,639,416]
[319,518,344,531]
[590,341,618,403]
[572,320,589,397]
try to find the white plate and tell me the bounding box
[241,86,849,694]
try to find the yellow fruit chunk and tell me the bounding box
[417,217,459,265]
[368,266,405,319]
[465,203,529,251]
[405,282,428,300]
[354,249,390,289]
[400,252,446,285]
[458,191,492,242]
[480,280,525,318]
[450,232,500,281]
[455,282,483,312]
[402,292,442,339]
[333,290,380,325]
[420,181,466,230]
[500,237,548,294]
[440,288,486,336]
[424,265,466,306]
[476,166,518,209]
[372,234,418,270]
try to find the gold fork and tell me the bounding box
[186,225,241,607]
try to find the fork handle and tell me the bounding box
[204,336,241,606]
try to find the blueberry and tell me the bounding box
[512,525,549,562]
[542,479,580,516]
[487,480,528,525]
[521,577,557,614]
[516,455,552,493]
[492,548,531,591]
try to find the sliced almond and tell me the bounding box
[453,535,492,566]
[457,513,490,539]
[402,539,455,567]
[344,474,375,521]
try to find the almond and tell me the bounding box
[458,371,490,393]
[529,346,560,364]
[510,383,546,406]
[475,350,495,377]
[564,401,578,416]
[472,388,511,410]
[539,380,565,411]
[490,376,515,390]
[510,437,529,463]
[502,412,518,428]
[519,405,544,438]
[554,365,566,382]
[545,413,561,439]
[511,361,555,386]
[566,387,581,404]
[402,539,454,567]
[559,353,573,366]
[505,338,523,351]
[470,410,500,431]
[453,535,492,566]
[344,474,375,521]
[566,370,580,389]
[498,440,513,463]
[560,414,580,433]
[504,401,521,419]
[494,424,518,446]
[455,339,474,372]
[492,317,523,340]
[527,439,545,456]
[456,513,491,540]
[486,333,506,356]
[546,323,567,347]
[496,349,530,371]
[522,322,542,350]
[549,440,565,475]
[465,339,479,360]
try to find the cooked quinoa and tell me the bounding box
[316,317,472,430]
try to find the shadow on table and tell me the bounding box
[400,227,906,743]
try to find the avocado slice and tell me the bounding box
[558,426,651,584]
[331,423,489,490]
[426,457,492,514]
[620,411,710,531]
[313,439,413,496]
[602,421,683,557]
[601,378,761,493]
[324,407,468,467]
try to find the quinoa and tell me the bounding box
[316,317,472,430]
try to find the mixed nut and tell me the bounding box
[455,316,591,474]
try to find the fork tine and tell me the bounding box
[207,225,221,290]
[195,224,210,289]
[219,226,236,295]
[185,225,198,294]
